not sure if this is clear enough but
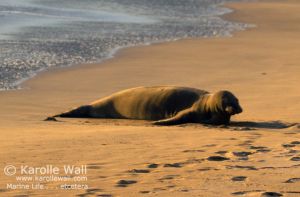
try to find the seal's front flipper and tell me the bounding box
[201,114,230,125]
[153,109,196,126]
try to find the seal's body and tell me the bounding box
[54,86,242,125]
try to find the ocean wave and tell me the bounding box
[0,0,251,90]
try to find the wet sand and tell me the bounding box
[1,0,300,196]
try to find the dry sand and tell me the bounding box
[1,0,300,196]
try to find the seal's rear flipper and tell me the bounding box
[53,105,92,118]
[44,116,58,121]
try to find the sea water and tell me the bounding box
[0,0,250,90]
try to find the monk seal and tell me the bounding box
[52,86,242,125]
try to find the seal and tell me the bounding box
[51,86,242,125]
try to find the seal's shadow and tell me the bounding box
[229,121,297,129]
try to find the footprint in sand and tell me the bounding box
[183,149,205,153]
[232,191,247,196]
[202,144,217,147]
[249,145,266,150]
[153,187,167,192]
[280,152,296,157]
[231,190,264,196]
[77,188,103,197]
[128,169,150,174]
[285,178,300,183]
[87,163,102,170]
[183,158,204,164]
[164,163,183,168]
[256,149,271,153]
[139,191,151,194]
[282,141,300,150]
[282,144,296,148]
[258,160,266,162]
[167,185,176,188]
[207,156,230,161]
[226,165,258,171]
[285,132,298,135]
[288,149,299,154]
[249,146,271,153]
[147,163,159,168]
[290,157,300,161]
[116,180,137,187]
[232,151,253,157]
[179,188,189,192]
[198,167,219,171]
[231,176,247,182]
[261,192,283,197]
[231,151,254,161]
[97,195,113,197]
[13,195,29,197]
[159,174,180,181]
[86,188,103,193]
[215,151,228,155]
[244,140,255,143]
[238,140,254,146]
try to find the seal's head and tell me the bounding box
[212,90,243,116]
[191,90,242,125]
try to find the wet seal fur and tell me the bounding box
[50,86,242,125]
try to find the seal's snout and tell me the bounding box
[232,104,243,115]
[236,106,243,114]
[225,105,243,115]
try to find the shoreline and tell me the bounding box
[0,0,249,93]
[0,1,246,92]
[1,0,300,196]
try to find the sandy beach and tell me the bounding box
[1,0,300,196]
